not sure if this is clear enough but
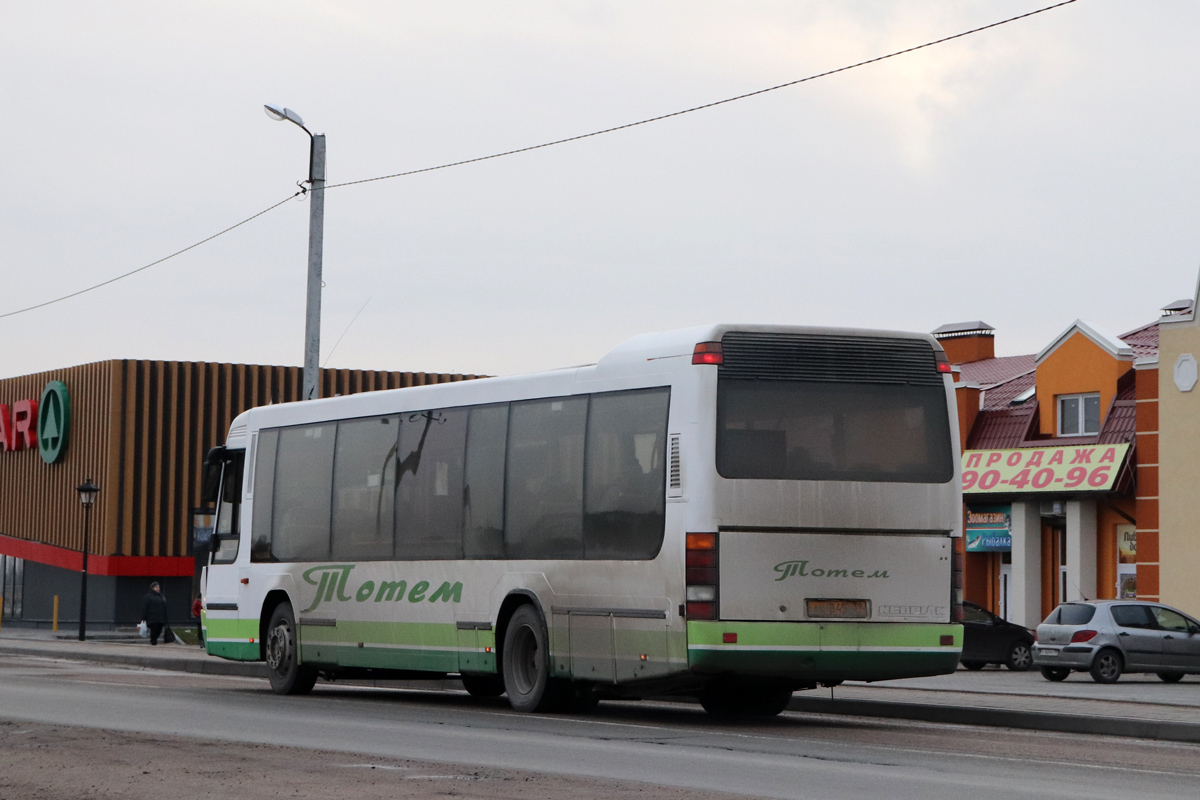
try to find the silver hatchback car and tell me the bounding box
[1032,600,1200,683]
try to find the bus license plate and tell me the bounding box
[805,599,869,619]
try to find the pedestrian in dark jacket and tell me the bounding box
[141,582,168,645]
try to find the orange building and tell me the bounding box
[935,319,1155,629]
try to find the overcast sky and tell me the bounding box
[4,1,1199,379]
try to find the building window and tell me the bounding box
[1058,393,1100,436]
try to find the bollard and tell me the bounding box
[53,595,59,632]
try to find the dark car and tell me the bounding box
[960,601,1034,671]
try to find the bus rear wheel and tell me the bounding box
[265,602,317,695]
[501,605,569,712]
[699,681,793,719]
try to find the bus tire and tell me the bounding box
[265,602,317,695]
[700,681,793,719]
[1040,666,1070,682]
[461,674,506,698]
[501,605,567,712]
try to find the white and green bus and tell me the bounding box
[201,324,963,716]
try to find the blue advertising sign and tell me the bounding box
[966,504,1012,552]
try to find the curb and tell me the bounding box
[0,642,266,679]
[787,696,1200,744]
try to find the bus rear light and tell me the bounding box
[692,342,723,365]
[935,350,952,373]
[685,531,719,619]
[1070,630,1098,643]
[723,633,738,644]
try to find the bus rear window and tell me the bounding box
[716,379,953,483]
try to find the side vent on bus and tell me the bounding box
[668,434,684,498]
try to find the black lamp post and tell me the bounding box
[76,479,99,641]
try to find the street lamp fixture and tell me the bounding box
[76,478,99,641]
[265,102,326,401]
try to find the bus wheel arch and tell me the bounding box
[264,600,318,695]
[258,590,292,661]
[498,595,569,712]
[495,591,545,677]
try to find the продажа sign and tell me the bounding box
[961,444,1129,494]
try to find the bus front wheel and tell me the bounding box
[265,602,317,695]
[501,605,568,712]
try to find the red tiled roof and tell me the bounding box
[966,402,1038,450]
[957,354,1036,388]
[981,371,1036,411]
[1119,321,1159,360]
[1098,379,1137,445]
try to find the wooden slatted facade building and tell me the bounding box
[0,360,481,628]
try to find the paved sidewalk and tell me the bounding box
[793,670,1200,743]
[3,628,1199,743]
[0,627,266,678]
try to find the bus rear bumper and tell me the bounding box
[686,620,962,682]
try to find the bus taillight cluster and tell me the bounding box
[685,532,718,620]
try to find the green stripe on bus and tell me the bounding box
[687,621,961,649]
[206,641,261,661]
[299,619,497,674]
[685,621,962,680]
[299,619,461,648]
[689,648,960,680]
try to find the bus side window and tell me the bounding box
[251,429,279,562]
[212,451,244,565]
[505,396,587,559]
[395,409,467,559]
[583,388,669,560]
[272,423,336,562]
[463,404,508,559]
[332,416,398,561]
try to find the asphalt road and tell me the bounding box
[2,654,1199,799]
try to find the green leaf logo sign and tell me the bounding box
[38,381,71,464]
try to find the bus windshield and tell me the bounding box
[716,379,953,483]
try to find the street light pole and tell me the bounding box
[76,479,99,642]
[264,104,325,401]
[305,133,326,401]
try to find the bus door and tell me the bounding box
[201,448,253,659]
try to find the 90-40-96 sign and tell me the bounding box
[961,444,1129,494]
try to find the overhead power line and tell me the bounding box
[2,0,1080,321]
[0,191,303,320]
[324,0,1079,192]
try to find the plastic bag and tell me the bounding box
[138,621,149,638]
[163,626,176,644]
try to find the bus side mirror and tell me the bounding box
[201,446,226,504]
